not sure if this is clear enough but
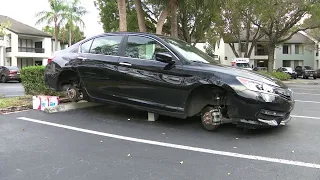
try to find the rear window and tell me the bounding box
[304,66,313,70]
[5,66,19,70]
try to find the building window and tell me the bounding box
[255,44,268,56]
[35,61,42,66]
[295,44,300,54]
[283,60,291,67]
[283,44,291,54]
[295,44,303,54]
[317,45,319,57]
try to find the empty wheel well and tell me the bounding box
[57,70,80,91]
[185,85,228,117]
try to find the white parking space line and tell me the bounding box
[293,92,320,96]
[15,117,320,169]
[295,100,320,104]
[291,115,320,120]
[290,87,320,91]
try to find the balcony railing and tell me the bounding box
[19,47,45,53]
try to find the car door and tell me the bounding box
[0,66,3,76]
[116,35,188,111]
[75,35,124,100]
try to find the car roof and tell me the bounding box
[89,32,169,41]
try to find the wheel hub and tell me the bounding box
[203,112,213,124]
[67,88,76,99]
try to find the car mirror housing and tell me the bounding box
[155,52,174,64]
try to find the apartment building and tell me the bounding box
[215,31,317,70]
[0,15,68,69]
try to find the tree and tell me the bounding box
[134,0,146,32]
[170,0,178,37]
[117,0,127,31]
[177,0,221,44]
[65,0,87,46]
[35,0,68,51]
[214,0,264,58]
[94,0,155,32]
[0,19,11,37]
[43,25,85,44]
[246,0,320,72]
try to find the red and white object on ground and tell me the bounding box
[32,96,60,111]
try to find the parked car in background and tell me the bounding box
[295,66,317,79]
[0,66,21,83]
[253,67,267,72]
[316,69,320,78]
[276,67,297,79]
[44,32,294,131]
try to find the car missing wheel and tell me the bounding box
[44,32,295,131]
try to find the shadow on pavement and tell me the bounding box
[73,104,289,138]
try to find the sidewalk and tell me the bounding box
[283,79,320,85]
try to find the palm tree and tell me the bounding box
[65,0,87,46]
[117,0,127,31]
[134,0,146,32]
[35,0,67,51]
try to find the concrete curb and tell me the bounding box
[283,81,319,85]
[44,101,102,113]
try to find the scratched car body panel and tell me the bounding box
[44,32,295,130]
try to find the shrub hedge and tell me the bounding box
[20,66,63,96]
[258,71,291,81]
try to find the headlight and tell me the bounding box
[236,77,276,94]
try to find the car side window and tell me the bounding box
[90,36,123,56]
[125,36,170,60]
[81,40,93,53]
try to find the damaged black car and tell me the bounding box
[44,32,295,131]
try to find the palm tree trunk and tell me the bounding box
[117,0,127,31]
[54,19,59,52]
[170,0,178,37]
[69,22,72,47]
[156,6,169,35]
[134,0,146,32]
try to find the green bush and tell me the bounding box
[259,71,291,81]
[20,66,63,96]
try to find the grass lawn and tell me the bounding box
[0,96,32,109]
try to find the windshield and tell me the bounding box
[162,37,216,64]
[236,63,251,68]
[304,66,313,70]
[284,67,293,72]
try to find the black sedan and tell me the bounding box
[44,32,295,131]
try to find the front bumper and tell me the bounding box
[227,89,294,128]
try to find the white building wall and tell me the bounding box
[215,38,225,64]
[195,43,206,52]
[0,47,4,66]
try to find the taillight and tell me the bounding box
[48,56,55,64]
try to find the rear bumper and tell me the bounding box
[227,89,294,128]
[7,75,20,81]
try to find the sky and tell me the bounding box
[0,0,104,37]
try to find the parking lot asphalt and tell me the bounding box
[0,82,24,97]
[1,83,320,180]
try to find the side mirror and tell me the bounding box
[155,52,174,64]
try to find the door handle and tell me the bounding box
[77,56,87,61]
[119,62,132,66]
